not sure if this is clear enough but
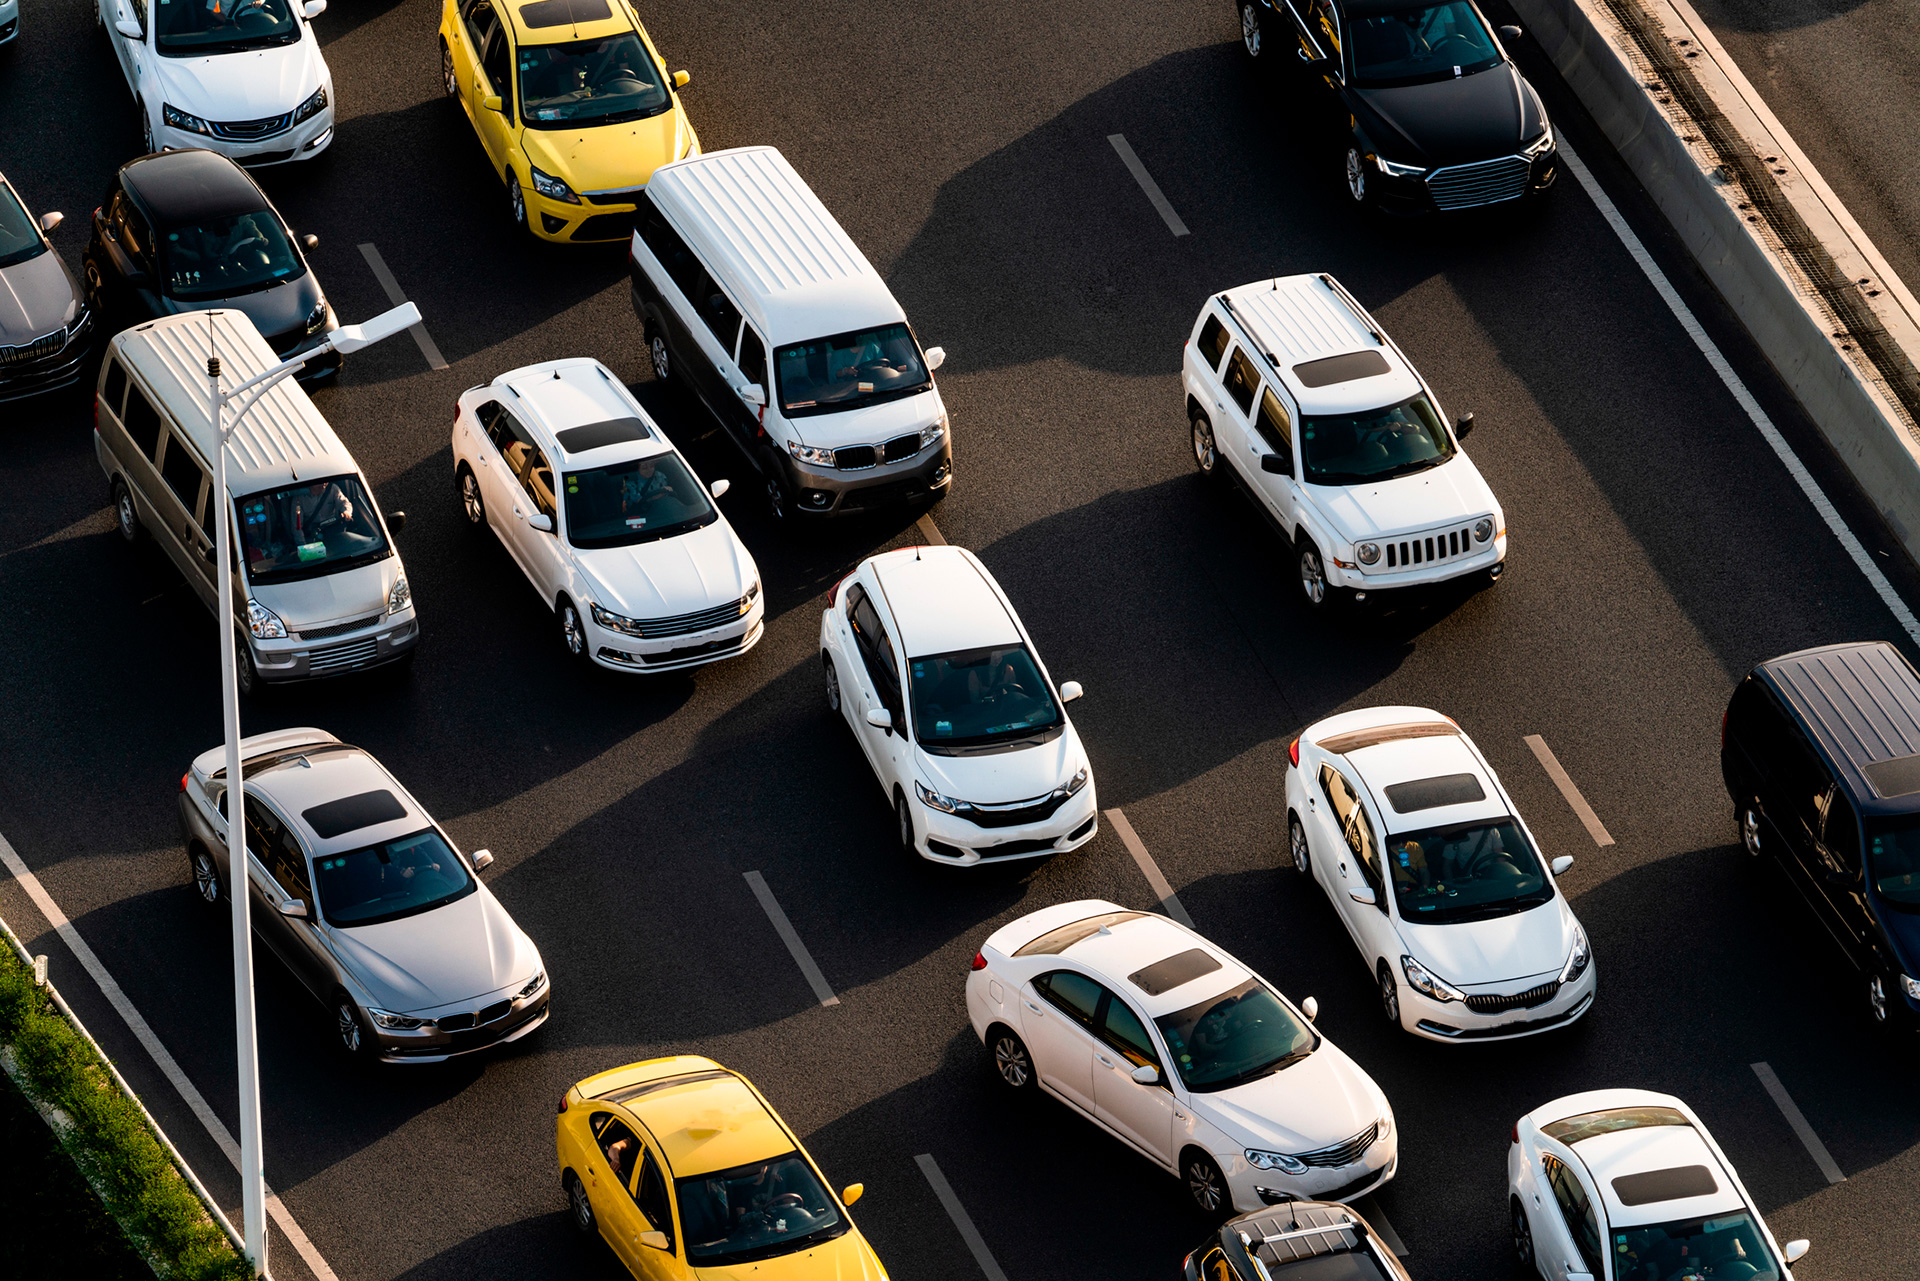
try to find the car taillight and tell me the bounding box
[178,771,190,793]
[970,951,987,972]
[827,572,853,606]
[1288,737,1300,767]
[558,1092,570,1114]
[1511,1123,1519,1144]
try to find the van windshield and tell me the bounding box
[236,474,390,583]
[1300,394,1455,485]
[774,323,929,418]
[1867,820,1920,911]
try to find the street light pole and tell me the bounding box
[198,301,421,1277]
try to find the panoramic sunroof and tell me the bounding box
[1128,948,1222,996]
[1384,773,1486,813]
[518,0,611,27]
[1293,349,1391,388]
[556,417,651,454]
[1611,1165,1718,1207]
[303,790,407,840]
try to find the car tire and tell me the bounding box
[1181,1149,1230,1217]
[457,465,486,529]
[1296,534,1335,609]
[139,102,154,157]
[440,40,458,99]
[764,471,789,521]
[112,478,143,543]
[1239,1,1268,61]
[1378,960,1401,1027]
[334,994,373,1060]
[1288,813,1312,879]
[823,652,841,713]
[557,596,591,667]
[1190,412,1222,482]
[234,634,262,699]
[987,1025,1035,1092]
[506,170,529,235]
[187,843,222,907]
[894,788,917,859]
[565,1172,596,1238]
[645,323,672,385]
[1868,971,1894,1028]
[1344,145,1375,209]
[1739,799,1763,858]
[1511,1198,1535,1272]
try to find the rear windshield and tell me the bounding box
[312,829,475,928]
[156,0,302,56]
[237,474,391,584]
[1301,393,1454,486]
[162,210,304,300]
[0,182,46,270]
[774,323,929,417]
[562,452,716,549]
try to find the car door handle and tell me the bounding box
[1307,798,1317,810]
[476,454,489,465]
[1023,1000,1043,1014]
[1095,1054,1114,1068]
[512,505,525,517]
[1339,862,1349,876]
[1174,1108,1188,1120]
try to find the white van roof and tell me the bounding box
[112,311,358,492]
[647,146,902,344]
[1218,275,1423,413]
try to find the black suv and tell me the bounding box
[1722,641,1920,1028]
[1184,1201,1410,1281]
[1235,0,1557,213]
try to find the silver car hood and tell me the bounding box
[327,887,538,1013]
[0,248,80,343]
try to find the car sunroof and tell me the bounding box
[303,789,408,839]
[556,417,651,454]
[1128,948,1222,996]
[518,0,612,27]
[1383,773,1486,813]
[1293,349,1391,388]
[1611,1164,1718,1206]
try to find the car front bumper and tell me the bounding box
[781,442,952,517]
[370,984,552,1063]
[588,604,764,674]
[0,0,19,43]
[1223,1141,1397,1213]
[250,610,419,683]
[155,107,334,167]
[1367,149,1558,215]
[914,784,1098,866]
[0,311,93,402]
[1401,963,1597,1042]
[1326,537,1505,594]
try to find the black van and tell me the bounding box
[1722,641,1920,1027]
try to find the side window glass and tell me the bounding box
[1824,789,1861,874]
[635,1150,674,1248]
[123,386,165,461]
[102,359,128,419]
[128,0,147,29]
[635,195,706,303]
[159,431,207,515]
[595,1117,642,1189]
[1347,801,1382,888]
[1255,389,1294,455]
[474,401,505,446]
[695,274,742,350]
[1319,764,1356,826]
[1223,348,1260,415]
[1545,1158,1602,1274]
[242,797,307,898]
[1099,996,1160,1067]
[738,326,768,394]
[464,0,493,46]
[522,447,556,521]
[498,412,555,519]
[481,27,512,103]
[1759,717,1832,837]
[1036,970,1102,1025]
[843,581,868,624]
[1196,314,1231,371]
[849,596,899,709]
[199,489,220,541]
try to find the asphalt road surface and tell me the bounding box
[4,0,1920,1278]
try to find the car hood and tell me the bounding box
[161,274,321,344]
[1196,1044,1385,1152]
[327,887,539,1013]
[152,38,327,120]
[575,518,754,618]
[693,1229,888,1281]
[254,556,398,630]
[1397,897,1574,987]
[0,249,82,342]
[519,109,688,194]
[915,723,1084,805]
[1354,64,1544,168]
[1308,455,1499,543]
[1873,898,1920,973]
[788,388,942,450]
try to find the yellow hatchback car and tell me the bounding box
[557,1056,889,1280]
[438,0,699,242]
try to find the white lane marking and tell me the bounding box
[1522,734,1615,847]
[356,242,450,371]
[1104,807,1196,928]
[1353,1194,1409,1256]
[0,831,341,1281]
[915,1154,1012,1281]
[1107,134,1191,237]
[742,871,839,1007]
[913,513,947,546]
[1751,1061,1845,1184]
[1560,140,1920,647]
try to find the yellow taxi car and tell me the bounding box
[557,1056,889,1280]
[438,0,699,242]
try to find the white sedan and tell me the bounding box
[968,900,1397,1215]
[1285,706,1595,1041]
[452,358,762,673]
[1510,1089,1810,1281]
[102,0,334,165]
[820,545,1096,865]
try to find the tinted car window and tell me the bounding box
[907,645,1061,748]
[312,828,475,927]
[1100,997,1160,1067]
[159,432,206,514]
[124,386,166,460]
[1823,790,1861,874]
[562,452,716,548]
[694,274,742,348]
[1385,818,1554,924]
[1753,711,1832,837]
[1543,1156,1603,1274]
[518,33,670,129]
[1223,348,1259,415]
[243,796,310,898]
[161,210,304,301]
[101,359,129,418]
[1254,388,1293,454]
[1867,819,1920,909]
[635,194,705,302]
[1612,1211,1779,1281]
[1036,970,1102,1024]
[1196,314,1231,370]
[0,182,46,269]
[738,326,768,393]
[1349,2,1501,87]
[1301,394,1455,485]
[1154,978,1316,1092]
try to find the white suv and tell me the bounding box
[1183,274,1505,608]
[819,545,1096,865]
[452,358,762,673]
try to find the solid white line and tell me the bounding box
[1560,140,1920,647]
[0,832,340,1281]
[742,872,839,1007]
[913,513,947,546]
[356,242,449,371]
[1107,134,1191,237]
[1104,807,1196,928]
[1751,1061,1845,1184]
[1353,1193,1409,1256]
[915,1154,1011,1281]
[1523,734,1616,847]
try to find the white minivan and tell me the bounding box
[96,310,417,692]
[628,146,952,520]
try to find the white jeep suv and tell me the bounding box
[1183,274,1505,608]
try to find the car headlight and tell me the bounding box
[1374,155,1427,178]
[915,780,961,814]
[519,970,548,999]
[386,574,411,615]
[162,103,213,136]
[1064,766,1089,795]
[1473,517,1495,543]
[1903,974,1920,1002]
[529,165,580,205]
[305,300,329,335]
[590,601,643,637]
[1560,926,1591,984]
[919,414,948,451]
[1523,124,1555,158]
[1400,954,1465,1003]
[740,577,761,614]
[291,85,328,125]
[1245,1149,1309,1175]
[367,1008,426,1030]
[787,439,834,467]
[246,599,287,640]
[1377,1112,1392,1140]
[1356,541,1380,566]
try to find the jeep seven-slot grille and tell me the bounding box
[1295,1121,1380,1169]
[1384,526,1475,569]
[1465,980,1561,1014]
[1426,156,1531,211]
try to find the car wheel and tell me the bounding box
[1288,813,1312,878]
[988,1026,1034,1091]
[440,40,458,98]
[506,171,529,234]
[1239,1,1265,58]
[645,324,672,384]
[1182,1150,1229,1217]
[557,596,591,666]
[1868,972,1891,1025]
[1297,535,1332,609]
[140,103,154,157]
[234,634,261,699]
[1190,412,1221,480]
[1740,800,1762,857]
[1378,961,1401,1027]
[1511,1198,1535,1271]
[895,788,917,858]
[458,465,486,528]
[823,652,841,713]
[765,472,789,521]
[112,478,143,543]
[188,844,222,906]
[565,1172,596,1237]
[334,996,371,1059]
[1345,145,1372,206]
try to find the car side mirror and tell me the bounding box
[924,346,946,372]
[1348,885,1377,906]
[1129,1064,1160,1085]
[1301,996,1318,1022]
[671,69,691,89]
[840,1183,864,1207]
[1259,453,1292,476]
[1455,411,1475,439]
[1782,1240,1810,1264]
[1058,680,1083,703]
[385,509,405,534]
[278,899,308,919]
[202,541,217,564]
[472,850,494,871]
[302,0,326,15]
[526,512,553,533]
[638,1230,669,1251]
[709,478,730,499]
[864,707,893,730]
[115,17,143,38]
[39,211,63,234]
[1551,855,1574,876]
[301,233,319,250]
[736,383,766,407]
[482,93,504,112]
[1499,23,1522,39]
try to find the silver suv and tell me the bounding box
[178,728,550,1062]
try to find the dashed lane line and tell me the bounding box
[1107,134,1191,238]
[1104,807,1196,928]
[0,830,340,1281]
[742,871,839,1007]
[356,242,449,371]
[916,1154,1011,1281]
[1523,734,1615,847]
[1751,1061,1845,1184]
[913,513,947,546]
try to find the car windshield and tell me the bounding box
[908,645,1061,750]
[236,474,390,584]
[775,323,929,417]
[0,183,47,270]
[1867,819,1920,910]
[161,210,304,300]
[1349,2,1502,87]
[1154,978,1317,1093]
[155,0,301,56]
[1613,1210,1780,1281]
[1300,394,1454,485]
[312,829,475,928]
[1384,818,1553,924]
[562,452,716,549]
[518,33,671,128]
[674,1152,849,1267]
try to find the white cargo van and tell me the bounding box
[94,310,418,691]
[627,146,952,519]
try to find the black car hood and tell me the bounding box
[1353,63,1544,168]
[163,274,320,347]
[0,249,82,344]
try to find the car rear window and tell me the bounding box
[1542,1106,1690,1145]
[1012,910,1145,956]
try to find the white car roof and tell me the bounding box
[1346,735,1508,834]
[1218,275,1424,415]
[981,900,1253,1018]
[1526,1091,1748,1229]
[868,546,1021,657]
[490,359,669,468]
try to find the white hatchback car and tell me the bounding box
[452,358,762,673]
[1510,1090,1810,1281]
[1285,707,1594,1042]
[102,0,334,165]
[969,900,1397,1215]
[820,545,1096,865]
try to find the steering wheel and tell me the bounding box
[1431,33,1480,60]
[230,0,273,22]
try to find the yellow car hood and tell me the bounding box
[521,108,686,193]
[694,1230,888,1281]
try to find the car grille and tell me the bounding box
[832,431,927,471]
[1295,1122,1380,1169]
[299,614,380,642]
[212,111,293,141]
[583,187,644,206]
[1465,979,1561,1014]
[0,330,65,366]
[1426,156,1531,211]
[1382,524,1479,570]
[628,596,752,640]
[962,791,1072,830]
[435,999,514,1032]
[307,636,380,674]
[573,212,636,242]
